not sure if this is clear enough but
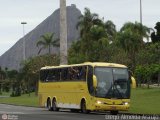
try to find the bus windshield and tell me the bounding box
[95,67,130,99]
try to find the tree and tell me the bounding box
[36,33,59,54]
[151,22,160,43]
[104,20,117,42]
[135,64,160,88]
[136,42,160,87]
[7,70,20,96]
[77,8,103,38]
[136,42,160,65]
[108,43,130,65]
[20,54,59,95]
[68,41,85,64]
[117,22,150,70]
[69,8,118,64]
[0,67,6,94]
[76,8,103,57]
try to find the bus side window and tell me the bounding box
[87,66,94,95]
[61,68,68,81]
[52,69,59,82]
[46,70,53,82]
[78,66,87,81]
[55,69,60,81]
[51,69,56,82]
[40,69,63,82]
[68,67,79,80]
[40,70,46,82]
[68,67,73,80]
[42,70,49,82]
[45,69,57,82]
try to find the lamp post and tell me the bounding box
[21,22,27,61]
[140,0,144,43]
[140,0,142,24]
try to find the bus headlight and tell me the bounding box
[123,102,129,105]
[97,100,102,104]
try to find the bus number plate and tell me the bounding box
[111,106,116,110]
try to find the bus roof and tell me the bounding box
[40,62,127,70]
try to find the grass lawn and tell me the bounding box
[129,88,160,114]
[0,92,38,107]
[0,88,160,114]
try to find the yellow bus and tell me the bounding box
[38,62,134,115]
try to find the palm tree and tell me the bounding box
[77,8,103,39]
[104,20,117,42]
[76,8,103,57]
[119,22,150,52]
[36,33,59,55]
[151,22,160,43]
[118,22,150,70]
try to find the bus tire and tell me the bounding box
[52,98,59,111]
[81,100,90,114]
[110,110,118,115]
[47,98,52,111]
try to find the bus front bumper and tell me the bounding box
[94,102,130,111]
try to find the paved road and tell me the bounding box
[0,104,110,120]
[0,104,159,120]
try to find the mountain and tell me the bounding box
[0,4,81,70]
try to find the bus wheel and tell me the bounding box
[110,110,118,115]
[81,100,90,114]
[52,99,59,111]
[47,99,52,111]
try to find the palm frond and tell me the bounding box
[36,40,46,47]
[36,32,58,54]
[52,38,60,47]
[37,46,46,55]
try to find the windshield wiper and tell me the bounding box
[113,81,123,98]
[105,83,113,98]
[111,69,124,98]
[105,70,125,99]
[105,81,123,99]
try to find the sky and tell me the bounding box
[0,0,160,56]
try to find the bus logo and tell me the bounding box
[2,114,8,120]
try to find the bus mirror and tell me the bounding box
[93,75,98,88]
[131,76,136,88]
